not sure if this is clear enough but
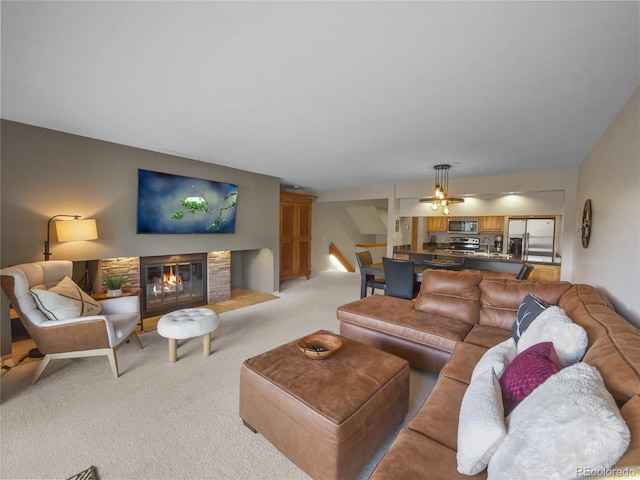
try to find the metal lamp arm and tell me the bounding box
[44,214,81,261]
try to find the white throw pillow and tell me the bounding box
[457,368,507,476]
[30,276,102,321]
[487,363,631,480]
[471,337,517,381]
[517,306,588,367]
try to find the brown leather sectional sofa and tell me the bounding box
[337,269,640,478]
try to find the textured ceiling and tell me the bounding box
[2,1,638,190]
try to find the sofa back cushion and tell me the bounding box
[1,260,74,328]
[479,279,572,330]
[559,284,639,347]
[415,270,482,325]
[583,332,640,405]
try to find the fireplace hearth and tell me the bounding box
[140,253,208,317]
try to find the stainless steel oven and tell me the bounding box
[449,237,480,252]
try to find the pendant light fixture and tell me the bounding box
[419,164,464,215]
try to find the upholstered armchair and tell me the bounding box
[1,260,143,383]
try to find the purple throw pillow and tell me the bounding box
[499,342,561,415]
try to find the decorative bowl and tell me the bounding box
[297,333,342,360]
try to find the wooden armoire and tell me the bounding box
[279,191,313,281]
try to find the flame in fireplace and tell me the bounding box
[152,266,183,296]
[164,267,182,287]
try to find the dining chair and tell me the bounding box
[516,263,535,280]
[382,257,419,300]
[355,250,385,295]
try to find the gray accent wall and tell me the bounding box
[0,120,281,356]
[1,120,280,272]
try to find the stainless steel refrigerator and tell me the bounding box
[507,218,555,262]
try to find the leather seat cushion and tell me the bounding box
[370,428,487,480]
[463,324,513,349]
[408,375,467,450]
[440,341,488,385]
[338,294,474,354]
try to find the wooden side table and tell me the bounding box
[91,288,144,331]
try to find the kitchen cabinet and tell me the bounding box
[479,216,505,233]
[427,217,447,232]
[528,264,561,282]
[429,216,504,233]
[280,191,313,281]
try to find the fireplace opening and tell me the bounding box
[140,253,208,317]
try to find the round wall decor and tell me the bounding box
[581,199,592,248]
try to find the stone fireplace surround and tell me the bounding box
[99,251,231,317]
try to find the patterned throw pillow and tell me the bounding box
[499,341,560,415]
[512,293,549,342]
[30,276,102,321]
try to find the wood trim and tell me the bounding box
[355,243,387,248]
[411,217,419,251]
[329,243,355,272]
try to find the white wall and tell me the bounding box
[344,206,387,234]
[312,203,377,273]
[310,89,640,327]
[233,248,276,293]
[314,170,579,280]
[399,191,566,217]
[573,87,640,326]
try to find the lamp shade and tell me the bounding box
[55,218,98,242]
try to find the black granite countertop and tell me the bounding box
[393,246,561,266]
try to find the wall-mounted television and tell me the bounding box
[137,169,238,234]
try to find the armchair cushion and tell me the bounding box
[30,275,102,321]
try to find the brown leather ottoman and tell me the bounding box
[239,331,410,480]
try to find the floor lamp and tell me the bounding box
[27,215,99,358]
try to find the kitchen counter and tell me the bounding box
[393,247,561,266]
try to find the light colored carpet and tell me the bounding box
[0,271,437,480]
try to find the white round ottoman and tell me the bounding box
[157,308,220,362]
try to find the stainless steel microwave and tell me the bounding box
[448,219,479,234]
